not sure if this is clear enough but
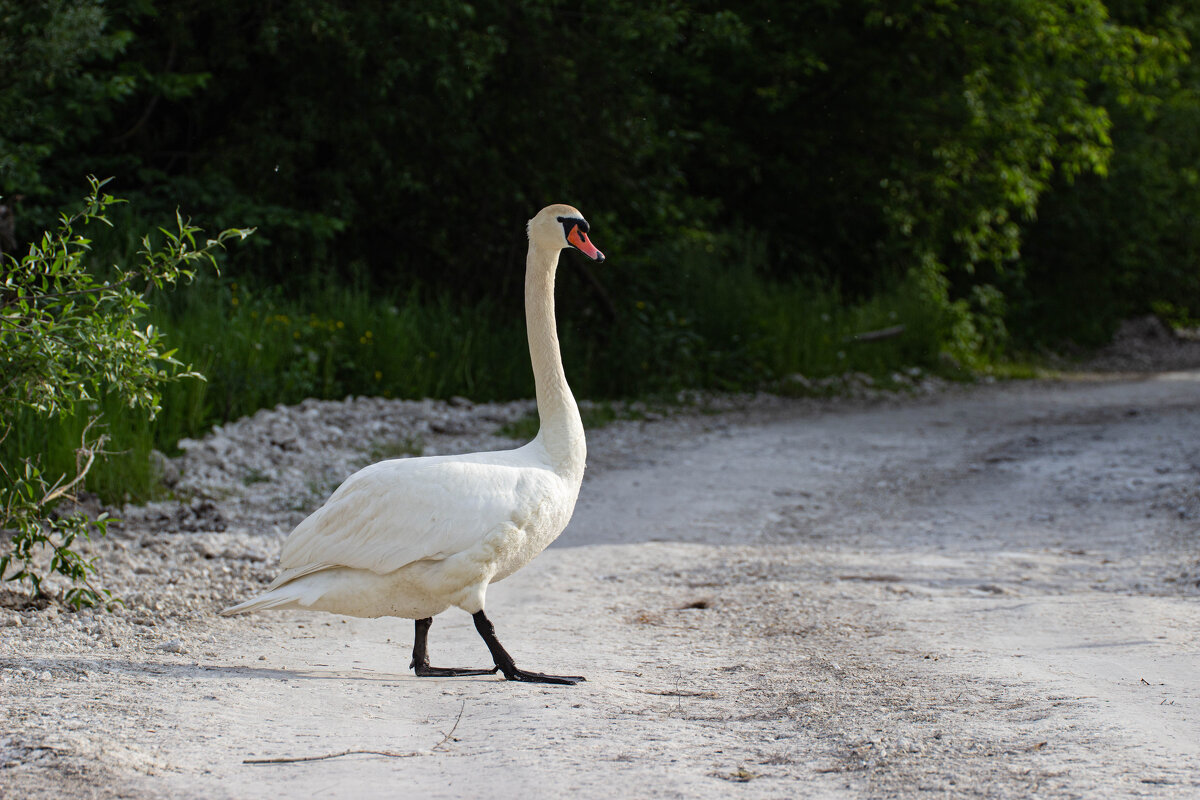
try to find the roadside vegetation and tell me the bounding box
[0,179,250,606]
[8,229,960,508]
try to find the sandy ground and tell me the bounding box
[2,368,1200,799]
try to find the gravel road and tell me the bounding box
[2,362,1199,798]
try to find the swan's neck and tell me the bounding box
[526,242,585,483]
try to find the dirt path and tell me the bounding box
[3,372,1199,799]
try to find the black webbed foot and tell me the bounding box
[410,617,498,679]
[412,663,499,678]
[472,610,586,687]
[498,668,585,685]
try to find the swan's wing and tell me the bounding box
[275,455,552,579]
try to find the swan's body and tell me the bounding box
[231,444,579,620]
[221,204,604,684]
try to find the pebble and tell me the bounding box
[159,639,185,653]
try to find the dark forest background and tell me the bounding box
[3,1,1200,476]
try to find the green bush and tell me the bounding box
[0,177,250,606]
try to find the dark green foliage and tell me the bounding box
[0,1,131,196]
[1013,3,1200,345]
[2,1,1199,510]
[5,0,1195,355]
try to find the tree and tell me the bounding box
[4,1,1196,363]
[1013,3,1200,345]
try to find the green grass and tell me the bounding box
[146,277,532,433]
[0,275,531,504]
[0,403,163,505]
[5,236,969,504]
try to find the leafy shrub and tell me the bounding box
[0,177,250,607]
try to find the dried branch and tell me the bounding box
[431,699,466,751]
[243,748,423,765]
[42,418,108,506]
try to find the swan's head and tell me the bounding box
[527,204,605,262]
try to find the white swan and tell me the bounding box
[221,204,604,685]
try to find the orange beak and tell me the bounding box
[567,225,605,262]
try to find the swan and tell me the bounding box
[220,204,604,685]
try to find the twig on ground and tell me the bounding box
[432,699,466,751]
[244,748,422,765]
[243,700,466,765]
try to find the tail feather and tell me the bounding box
[221,565,336,616]
[219,588,302,616]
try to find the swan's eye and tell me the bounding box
[556,216,588,239]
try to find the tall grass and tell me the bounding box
[147,278,531,432]
[5,236,958,504]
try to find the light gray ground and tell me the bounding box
[2,361,1199,798]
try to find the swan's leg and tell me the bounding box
[409,617,498,677]
[471,610,586,685]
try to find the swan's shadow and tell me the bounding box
[5,655,497,684]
